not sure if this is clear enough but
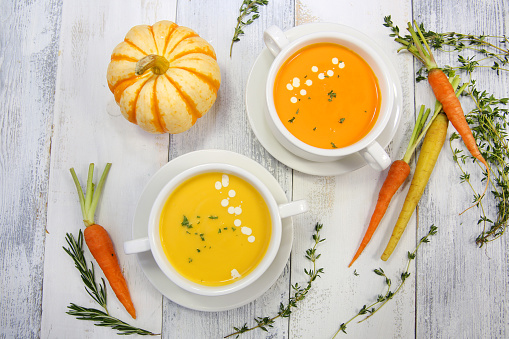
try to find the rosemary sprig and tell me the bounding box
[67,304,156,336]
[230,0,269,57]
[64,232,158,336]
[225,222,325,338]
[63,230,108,311]
[332,225,437,337]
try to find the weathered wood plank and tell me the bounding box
[163,1,295,338]
[414,1,509,338]
[291,1,416,338]
[40,1,176,337]
[0,0,62,337]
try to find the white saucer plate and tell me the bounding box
[246,22,403,176]
[132,150,293,312]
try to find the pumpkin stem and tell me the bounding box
[135,54,170,76]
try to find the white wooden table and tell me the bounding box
[1,0,508,338]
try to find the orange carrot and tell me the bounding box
[405,21,489,199]
[70,163,136,319]
[348,160,410,267]
[427,68,489,198]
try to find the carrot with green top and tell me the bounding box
[400,21,490,200]
[70,163,136,319]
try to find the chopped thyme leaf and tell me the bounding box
[327,90,337,102]
[296,109,299,114]
[232,227,237,231]
[339,118,345,123]
[354,269,359,276]
[224,227,228,230]
[199,233,205,241]
[304,75,307,78]
[196,216,200,218]
[218,229,222,233]
[188,258,192,263]
[313,127,317,131]
[186,231,191,234]
[197,249,201,253]
[181,216,192,228]
[308,97,311,99]
[208,216,218,219]
[288,117,296,123]
[331,142,338,148]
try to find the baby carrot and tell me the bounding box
[405,21,489,199]
[381,113,449,261]
[70,163,136,319]
[348,160,410,267]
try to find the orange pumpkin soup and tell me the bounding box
[273,42,381,149]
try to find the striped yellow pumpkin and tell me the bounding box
[107,21,221,134]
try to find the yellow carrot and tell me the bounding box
[381,113,449,261]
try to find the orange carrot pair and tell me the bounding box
[70,163,136,319]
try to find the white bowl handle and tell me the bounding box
[278,199,308,218]
[124,237,150,254]
[360,141,391,171]
[263,25,290,57]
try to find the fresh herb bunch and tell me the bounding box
[332,225,437,337]
[450,85,509,246]
[384,16,509,246]
[383,15,509,81]
[230,0,269,57]
[225,222,325,338]
[63,231,157,336]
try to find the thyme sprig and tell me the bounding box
[449,84,509,246]
[64,231,158,336]
[383,15,509,80]
[230,0,269,57]
[225,222,325,338]
[332,225,437,337]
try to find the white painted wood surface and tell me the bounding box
[1,0,508,338]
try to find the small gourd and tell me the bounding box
[107,21,221,134]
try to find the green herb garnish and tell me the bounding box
[230,0,269,57]
[225,223,325,338]
[209,215,218,219]
[64,231,157,336]
[288,117,296,123]
[181,215,192,229]
[327,90,337,101]
[339,118,345,124]
[331,142,338,148]
[332,225,437,337]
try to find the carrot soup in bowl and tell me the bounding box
[124,163,308,296]
[264,26,395,170]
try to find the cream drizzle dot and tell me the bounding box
[234,219,241,226]
[311,66,318,72]
[327,70,334,77]
[286,83,293,90]
[318,73,325,80]
[290,97,298,103]
[305,79,312,86]
[339,62,345,69]
[221,199,229,207]
[231,269,241,279]
[228,206,235,214]
[300,89,307,95]
[234,206,242,215]
[228,190,236,197]
[292,78,300,87]
[241,226,252,235]
[247,236,255,243]
[332,57,339,64]
[215,181,222,190]
[222,174,229,187]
